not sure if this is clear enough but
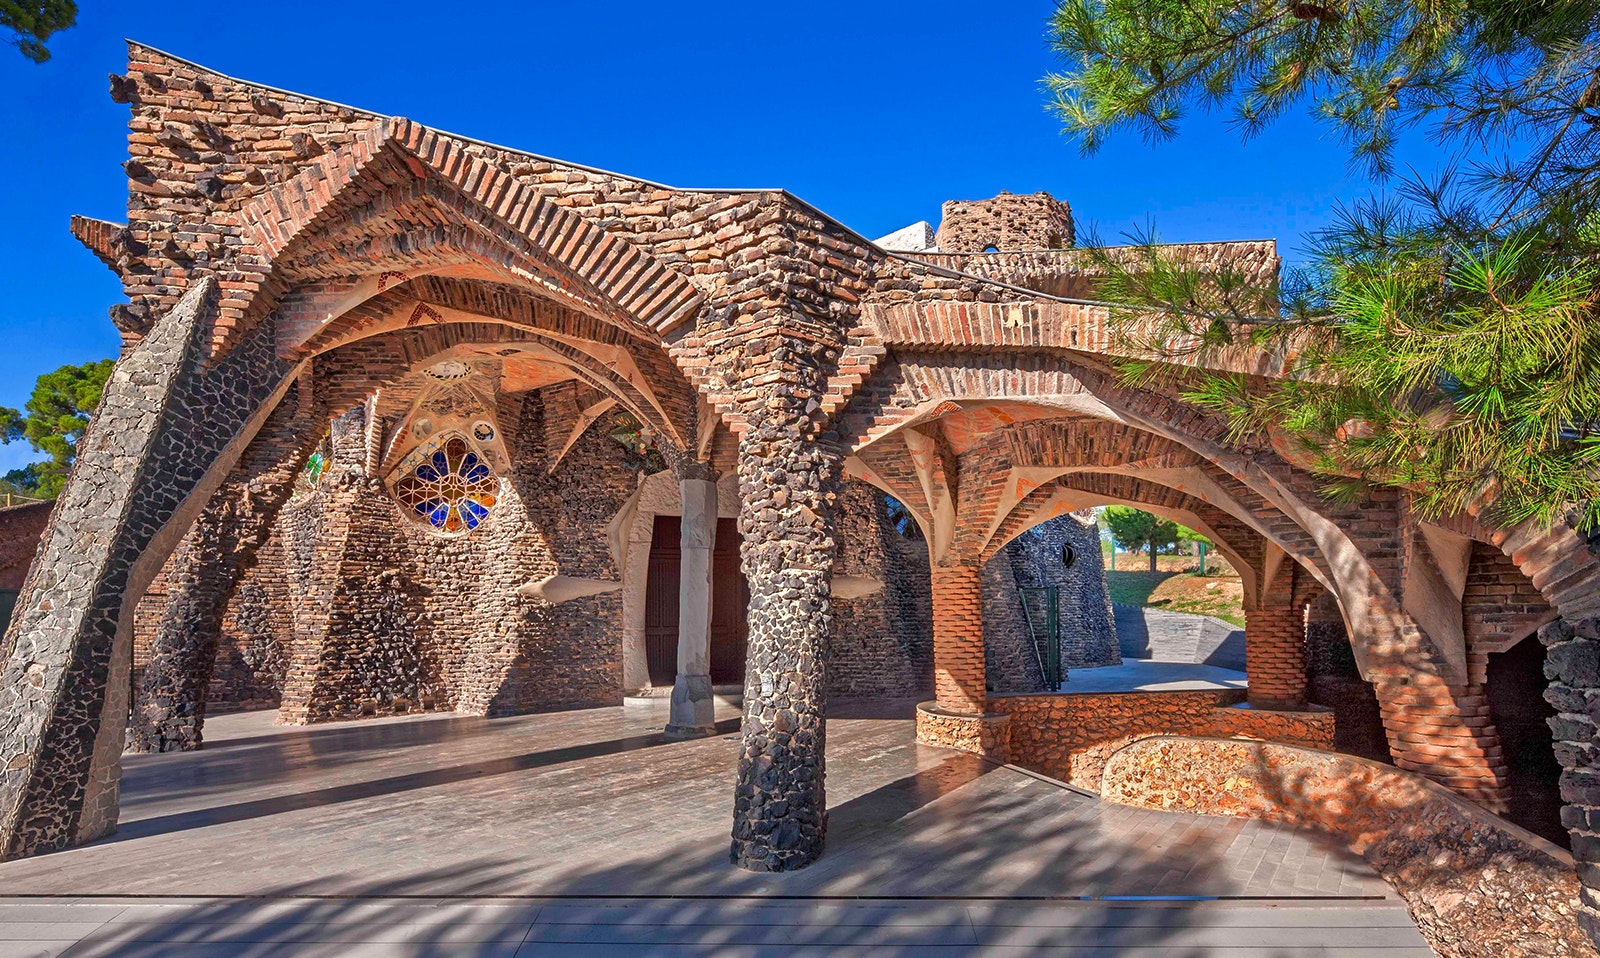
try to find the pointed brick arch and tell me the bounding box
[228,118,703,357]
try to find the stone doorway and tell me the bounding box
[644,515,748,686]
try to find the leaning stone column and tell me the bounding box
[0,278,294,860]
[668,465,718,739]
[1245,605,1308,710]
[128,377,324,752]
[728,412,842,872]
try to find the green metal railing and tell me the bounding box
[1019,586,1062,689]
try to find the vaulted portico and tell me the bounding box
[2,50,1600,949]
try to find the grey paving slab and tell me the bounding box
[1061,659,1247,692]
[0,706,1431,956]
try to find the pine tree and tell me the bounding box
[1046,0,1600,531]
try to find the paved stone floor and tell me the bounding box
[1061,660,1248,692]
[0,703,1432,956]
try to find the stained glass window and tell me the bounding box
[392,436,499,534]
[291,433,332,500]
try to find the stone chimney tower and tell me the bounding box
[934,191,1074,252]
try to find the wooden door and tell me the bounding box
[643,514,749,687]
[644,515,681,686]
[709,517,748,685]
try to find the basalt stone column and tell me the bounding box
[1541,616,1600,943]
[0,278,294,860]
[728,416,842,872]
[668,470,718,739]
[932,566,986,713]
[128,378,325,753]
[1245,605,1308,710]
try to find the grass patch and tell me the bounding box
[1106,570,1246,627]
[1105,570,1177,606]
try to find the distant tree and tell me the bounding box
[0,359,115,498]
[0,464,43,502]
[1103,506,1181,571]
[3,1,77,63]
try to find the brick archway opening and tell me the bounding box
[1487,632,1565,847]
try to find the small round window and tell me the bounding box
[472,420,496,443]
[392,435,499,534]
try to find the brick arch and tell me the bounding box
[295,287,691,452]
[307,320,683,456]
[232,118,703,352]
[1427,511,1600,624]
[983,469,1266,607]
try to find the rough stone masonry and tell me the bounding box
[0,44,1595,953]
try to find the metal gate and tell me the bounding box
[1018,586,1062,689]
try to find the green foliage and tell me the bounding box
[1046,0,1600,532]
[0,463,44,500]
[608,410,666,475]
[2,1,77,63]
[0,359,114,498]
[1103,505,1184,568]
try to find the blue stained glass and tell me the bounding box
[463,463,490,482]
[427,501,451,527]
[413,497,441,517]
[431,450,450,474]
[415,463,440,482]
[461,499,488,524]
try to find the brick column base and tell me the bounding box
[932,566,986,713]
[915,702,1011,760]
[1374,672,1508,812]
[1246,606,1307,710]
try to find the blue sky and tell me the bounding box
[0,1,1443,474]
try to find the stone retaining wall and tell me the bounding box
[917,690,1334,790]
[1101,736,1595,958]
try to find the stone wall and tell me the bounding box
[980,555,1043,693]
[1101,737,1596,958]
[900,687,1337,790]
[829,481,933,702]
[1000,514,1119,669]
[934,192,1074,252]
[208,523,291,713]
[222,388,634,724]
[1305,593,1391,761]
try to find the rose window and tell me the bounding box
[392,436,499,534]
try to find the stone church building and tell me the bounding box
[3,43,1600,944]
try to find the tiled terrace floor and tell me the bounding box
[0,702,1431,956]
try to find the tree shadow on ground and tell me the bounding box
[23,740,1409,955]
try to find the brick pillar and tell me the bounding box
[1373,671,1508,811]
[932,565,986,713]
[1540,616,1600,943]
[1245,605,1307,710]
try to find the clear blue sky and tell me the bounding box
[0,1,1441,474]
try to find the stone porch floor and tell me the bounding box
[0,703,1431,956]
